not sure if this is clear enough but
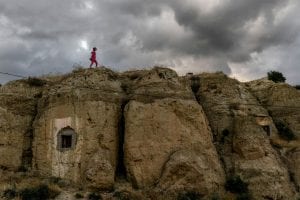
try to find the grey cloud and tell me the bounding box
[167,0,290,59]
[0,0,299,85]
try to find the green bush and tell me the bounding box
[20,184,49,200]
[267,71,286,83]
[225,176,248,194]
[275,121,296,141]
[177,191,203,200]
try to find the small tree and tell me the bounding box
[267,71,286,83]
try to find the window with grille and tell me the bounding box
[57,127,76,151]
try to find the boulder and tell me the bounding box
[124,99,225,197]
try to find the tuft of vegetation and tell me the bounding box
[275,121,296,141]
[75,193,84,199]
[3,189,17,199]
[113,191,132,200]
[19,184,50,200]
[88,192,102,200]
[210,193,221,200]
[27,77,46,87]
[72,63,85,73]
[225,176,248,194]
[295,85,300,90]
[17,166,27,172]
[18,184,60,200]
[267,71,286,83]
[48,176,61,184]
[177,191,203,200]
[236,193,252,200]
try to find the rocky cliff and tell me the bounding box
[0,67,299,200]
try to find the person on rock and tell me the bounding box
[89,47,98,68]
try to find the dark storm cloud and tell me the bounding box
[0,0,299,84]
[161,0,295,60]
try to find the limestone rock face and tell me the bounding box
[0,81,41,170]
[196,73,296,199]
[233,118,295,199]
[248,79,300,193]
[121,67,192,102]
[287,148,300,191]
[247,79,300,138]
[32,68,123,189]
[158,149,224,195]
[0,67,299,199]
[125,99,225,193]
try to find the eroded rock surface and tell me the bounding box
[125,99,225,194]
[0,68,299,199]
[32,68,123,189]
[196,73,296,199]
[0,81,41,170]
[248,78,300,193]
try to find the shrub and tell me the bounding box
[267,71,286,83]
[20,184,49,200]
[275,121,296,141]
[3,189,17,199]
[225,176,248,194]
[27,77,46,87]
[177,191,203,200]
[113,191,132,200]
[210,193,221,200]
[75,193,84,199]
[48,176,61,184]
[88,192,102,200]
[72,64,84,73]
[237,193,252,200]
[295,85,300,90]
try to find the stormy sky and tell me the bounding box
[0,0,299,84]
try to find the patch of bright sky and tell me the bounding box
[229,48,282,82]
[184,0,224,13]
[84,1,94,10]
[80,40,89,50]
[76,40,89,53]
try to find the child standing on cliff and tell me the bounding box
[89,47,98,68]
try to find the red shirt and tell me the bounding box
[91,51,96,60]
